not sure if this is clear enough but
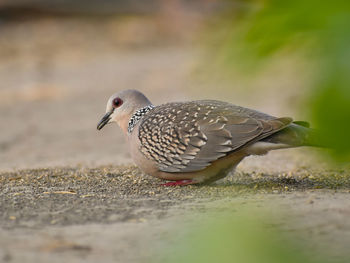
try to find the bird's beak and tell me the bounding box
[97,110,113,130]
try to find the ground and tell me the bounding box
[1,158,350,263]
[0,17,350,263]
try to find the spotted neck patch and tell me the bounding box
[128,105,155,133]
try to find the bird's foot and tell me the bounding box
[161,179,196,187]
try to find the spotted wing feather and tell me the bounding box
[138,100,292,173]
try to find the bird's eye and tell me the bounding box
[112,98,123,108]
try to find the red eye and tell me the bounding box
[112,98,123,108]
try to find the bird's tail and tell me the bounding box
[261,121,324,148]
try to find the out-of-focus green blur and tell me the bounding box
[204,0,350,159]
[160,210,334,263]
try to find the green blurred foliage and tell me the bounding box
[160,211,337,263]
[211,0,350,158]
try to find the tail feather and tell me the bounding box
[261,123,324,147]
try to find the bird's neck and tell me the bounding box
[127,105,155,133]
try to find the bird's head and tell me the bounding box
[97,89,152,133]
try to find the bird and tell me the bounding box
[97,89,319,186]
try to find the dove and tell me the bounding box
[97,89,318,186]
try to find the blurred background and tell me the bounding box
[0,0,349,170]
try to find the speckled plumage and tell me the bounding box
[137,100,291,173]
[98,89,317,185]
[127,105,155,133]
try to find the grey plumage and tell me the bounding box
[138,100,292,173]
[97,90,319,185]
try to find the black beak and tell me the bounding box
[97,111,113,130]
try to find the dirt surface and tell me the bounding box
[2,163,349,229]
[1,164,350,263]
[1,17,350,263]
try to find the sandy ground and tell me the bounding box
[1,17,350,263]
[1,164,350,263]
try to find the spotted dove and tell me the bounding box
[97,89,318,186]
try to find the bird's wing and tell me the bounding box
[138,101,292,173]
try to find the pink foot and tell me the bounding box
[161,179,196,187]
